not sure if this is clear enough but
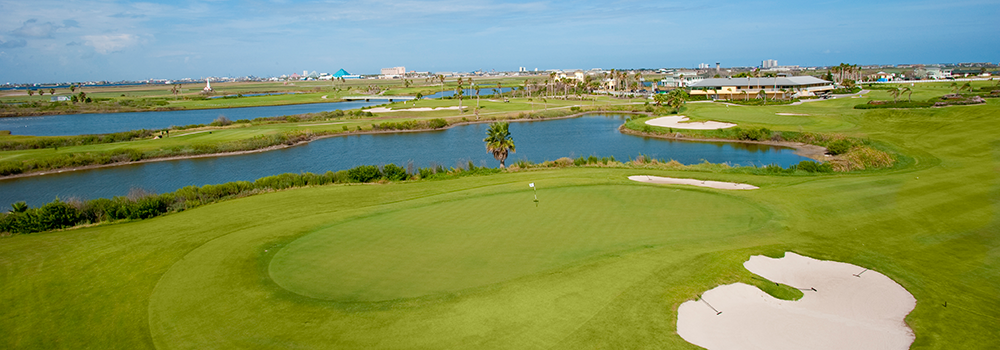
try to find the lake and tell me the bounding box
[0,114,808,207]
[0,100,380,136]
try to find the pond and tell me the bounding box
[0,114,808,207]
[0,100,380,136]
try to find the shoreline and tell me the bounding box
[618,125,829,161]
[0,97,355,119]
[0,111,589,180]
[0,109,824,181]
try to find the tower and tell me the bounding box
[716,62,720,74]
[203,78,213,92]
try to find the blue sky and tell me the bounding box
[1,0,997,83]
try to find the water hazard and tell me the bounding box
[0,114,809,207]
[0,100,380,136]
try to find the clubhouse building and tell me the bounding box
[687,76,834,100]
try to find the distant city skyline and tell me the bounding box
[1,0,997,84]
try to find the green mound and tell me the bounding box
[269,185,768,301]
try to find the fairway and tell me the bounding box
[271,185,768,301]
[1,83,998,349]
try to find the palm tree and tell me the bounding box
[483,122,515,168]
[665,88,688,114]
[456,77,464,110]
[888,87,902,103]
[496,82,503,100]
[27,90,34,96]
[950,82,958,92]
[961,82,973,93]
[900,86,913,102]
[10,201,28,213]
[438,75,446,97]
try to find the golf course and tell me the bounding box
[1,82,998,349]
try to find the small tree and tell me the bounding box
[27,90,34,96]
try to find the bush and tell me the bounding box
[796,161,833,173]
[428,118,448,129]
[732,127,772,141]
[826,139,853,155]
[347,165,382,183]
[208,115,233,126]
[382,163,408,181]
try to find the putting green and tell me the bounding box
[269,184,769,301]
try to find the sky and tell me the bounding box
[0,0,997,84]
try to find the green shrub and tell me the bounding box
[428,118,448,129]
[826,139,853,155]
[796,161,833,173]
[347,165,382,182]
[382,163,408,181]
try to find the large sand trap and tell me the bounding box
[628,175,758,190]
[677,252,916,350]
[645,116,736,130]
[367,106,467,113]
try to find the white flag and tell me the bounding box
[529,183,535,188]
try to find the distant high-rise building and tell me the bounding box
[716,62,721,74]
[519,67,526,72]
[698,63,710,69]
[762,59,778,68]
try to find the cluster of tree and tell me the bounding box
[652,89,688,112]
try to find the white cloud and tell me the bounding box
[83,34,138,54]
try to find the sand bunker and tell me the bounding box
[775,113,810,116]
[367,106,468,113]
[628,175,758,190]
[677,252,916,350]
[646,116,736,130]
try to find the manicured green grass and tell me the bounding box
[270,185,769,301]
[1,82,998,349]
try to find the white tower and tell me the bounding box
[203,78,213,92]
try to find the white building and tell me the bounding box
[762,59,778,68]
[698,63,711,69]
[380,66,406,78]
[688,76,833,100]
[660,71,702,88]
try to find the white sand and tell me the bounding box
[677,252,916,350]
[645,116,736,130]
[628,175,758,190]
[367,106,467,113]
[775,113,810,116]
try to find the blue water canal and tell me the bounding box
[0,100,380,136]
[0,114,809,207]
